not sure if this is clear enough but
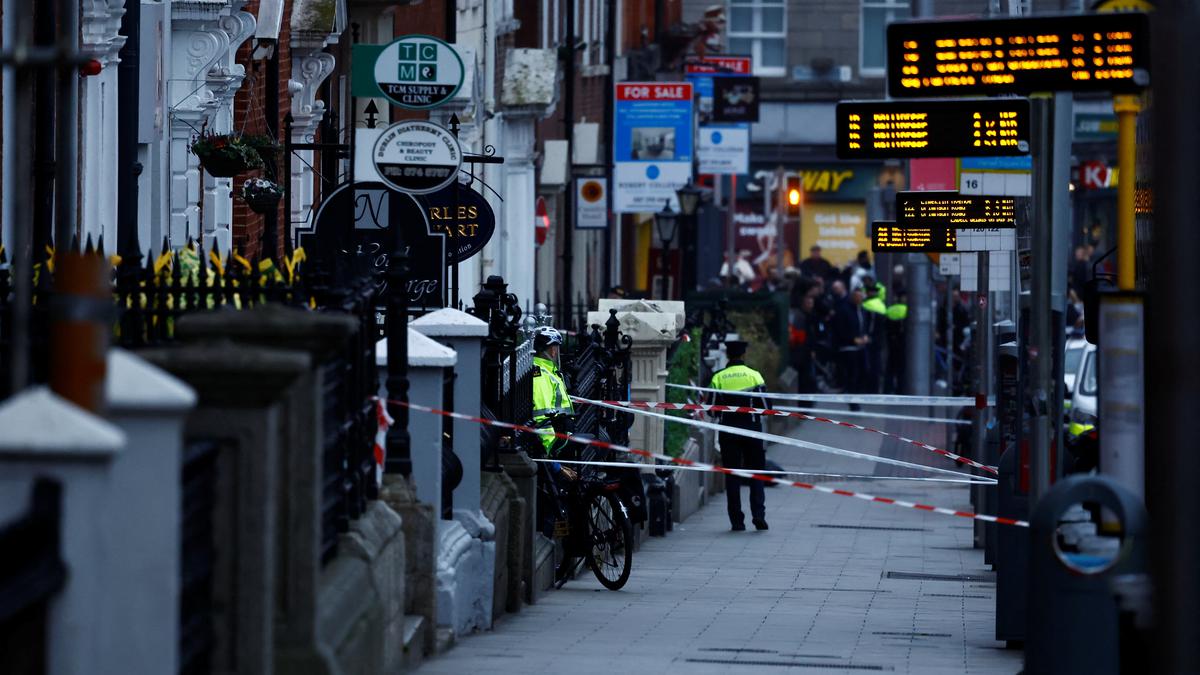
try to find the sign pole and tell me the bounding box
[1028,96,1054,506]
[1114,94,1140,291]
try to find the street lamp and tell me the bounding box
[676,180,703,217]
[675,180,704,296]
[653,199,678,299]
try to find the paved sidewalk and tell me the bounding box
[418,413,1019,675]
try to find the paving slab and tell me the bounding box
[417,409,1019,675]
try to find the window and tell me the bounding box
[727,0,787,77]
[860,0,910,76]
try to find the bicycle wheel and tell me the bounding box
[587,491,632,590]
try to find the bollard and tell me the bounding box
[1024,474,1148,675]
[644,474,669,537]
[994,444,1030,647]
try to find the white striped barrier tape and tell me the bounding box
[530,458,999,485]
[578,399,997,476]
[570,396,991,482]
[384,399,1025,527]
[776,405,973,427]
[667,382,993,408]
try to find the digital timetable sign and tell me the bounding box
[896,192,1017,228]
[836,98,1030,160]
[887,12,1150,98]
[872,222,958,253]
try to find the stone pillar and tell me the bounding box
[589,300,684,459]
[377,328,456,654]
[411,307,497,635]
[103,349,196,674]
[172,305,391,675]
[142,342,310,675]
[0,388,125,675]
[410,307,488,513]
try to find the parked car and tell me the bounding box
[1068,342,1097,436]
[1064,336,1088,399]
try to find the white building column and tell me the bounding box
[80,0,127,248]
[498,114,536,304]
[287,0,344,242]
[202,12,255,247]
[166,1,253,247]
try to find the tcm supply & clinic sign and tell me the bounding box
[352,35,465,109]
[612,82,693,213]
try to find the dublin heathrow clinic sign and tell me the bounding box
[352,35,465,109]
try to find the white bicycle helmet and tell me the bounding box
[534,326,564,352]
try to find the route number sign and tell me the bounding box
[887,12,1150,97]
[836,99,1030,160]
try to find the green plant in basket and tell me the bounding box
[241,177,284,214]
[191,131,264,177]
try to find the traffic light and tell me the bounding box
[784,175,803,216]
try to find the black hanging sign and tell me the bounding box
[297,181,446,314]
[712,76,759,123]
[415,182,497,264]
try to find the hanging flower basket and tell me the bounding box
[241,177,284,214]
[192,132,264,178]
[242,133,281,166]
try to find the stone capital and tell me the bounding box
[81,0,127,67]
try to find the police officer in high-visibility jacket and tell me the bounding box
[531,326,578,479]
[709,340,769,531]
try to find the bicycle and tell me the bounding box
[537,435,635,590]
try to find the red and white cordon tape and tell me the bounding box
[373,399,394,483]
[580,399,998,476]
[382,398,1028,529]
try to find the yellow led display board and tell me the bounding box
[836,98,1030,159]
[887,12,1150,97]
[896,192,1017,228]
[872,222,958,253]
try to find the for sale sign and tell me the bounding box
[612,82,693,213]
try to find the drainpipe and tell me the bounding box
[32,0,56,254]
[116,0,141,256]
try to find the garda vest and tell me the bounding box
[709,362,766,430]
[532,355,573,454]
[886,303,908,321]
[863,296,887,315]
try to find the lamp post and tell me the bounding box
[675,180,703,296]
[653,199,679,299]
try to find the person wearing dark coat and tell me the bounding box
[831,281,869,396]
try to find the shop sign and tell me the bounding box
[1079,160,1118,189]
[372,120,462,195]
[298,181,445,315]
[801,203,870,268]
[352,35,465,110]
[416,183,496,263]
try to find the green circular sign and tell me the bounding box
[373,34,465,110]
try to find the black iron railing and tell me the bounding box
[0,478,66,675]
[179,439,218,675]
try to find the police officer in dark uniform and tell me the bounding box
[709,340,769,531]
